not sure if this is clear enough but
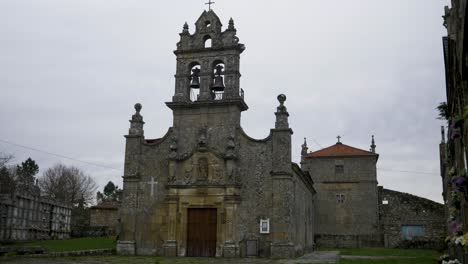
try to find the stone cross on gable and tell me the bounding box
[205,0,215,10]
[147,177,158,197]
[337,135,341,143]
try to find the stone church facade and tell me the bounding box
[117,10,316,258]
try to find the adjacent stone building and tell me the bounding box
[0,193,71,241]
[301,138,380,248]
[117,10,316,258]
[378,188,445,249]
[89,201,119,236]
[301,138,445,249]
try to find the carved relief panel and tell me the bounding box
[170,151,227,185]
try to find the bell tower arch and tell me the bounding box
[169,10,246,107]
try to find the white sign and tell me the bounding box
[260,219,270,234]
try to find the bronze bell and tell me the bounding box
[211,65,225,92]
[190,68,200,89]
[212,76,225,92]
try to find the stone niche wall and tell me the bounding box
[378,188,445,249]
[0,193,71,241]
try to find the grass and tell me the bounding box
[13,236,116,252]
[0,244,442,264]
[338,259,436,264]
[319,247,440,264]
[337,248,439,258]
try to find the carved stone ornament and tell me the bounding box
[168,160,177,183]
[197,157,209,182]
[184,159,194,184]
[225,133,237,159]
[169,135,178,160]
[198,127,208,151]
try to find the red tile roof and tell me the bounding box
[305,143,377,158]
[145,138,162,144]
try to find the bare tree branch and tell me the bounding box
[38,163,97,207]
[0,153,14,168]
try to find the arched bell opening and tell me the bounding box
[204,35,212,48]
[211,61,225,100]
[189,62,201,102]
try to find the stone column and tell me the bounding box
[199,74,212,101]
[117,103,145,255]
[173,75,190,102]
[270,94,296,258]
[164,197,178,257]
[223,197,240,257]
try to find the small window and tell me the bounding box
[335,165,344,174]
[401,225,425,240]
[336,194,345,204]
[205,21,211,28]
[204,36,212,48]
[382,199,389,205]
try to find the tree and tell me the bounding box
[15,157,39,193]
[39,163,97,207]
[437,102,449,120]
[0,153,15,193]
[0,153,13,168]
[97,181,122,203]
[0,166,15,194]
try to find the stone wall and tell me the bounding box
[0,193,71,241]
[378,188,445,249]
[89,206,119,236]
[302,155,380,247]
[119,125,315,257]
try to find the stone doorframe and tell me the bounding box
[163,185,241,257]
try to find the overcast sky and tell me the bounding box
[1,0,448,203]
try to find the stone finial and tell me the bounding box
[277,94,287,112]
[128,103,144,136]
[182,22,189,34]
[228,17,236,31]
[275,94,289,129]
[135,103,142,113]
[370,135,376,153]
[337,135,342,144]
[301,137,308,156]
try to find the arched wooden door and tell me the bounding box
[186,208,217,257]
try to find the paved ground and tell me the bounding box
[0,251,340,264]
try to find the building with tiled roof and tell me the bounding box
[300,136,444,249]
[300,137,380,248]
[304,141,378,159]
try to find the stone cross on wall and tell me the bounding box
[147,177,158,197]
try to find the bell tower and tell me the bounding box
[168,10,247,110]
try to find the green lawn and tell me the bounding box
[319,247,440,264]
[0,243,442,264]
[14,236,116,252]
[337,248,439,257]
